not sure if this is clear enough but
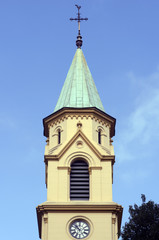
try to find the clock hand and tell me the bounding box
[75,224,80,231]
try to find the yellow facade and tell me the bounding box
[36,108,123,240]
[40,211,119,240]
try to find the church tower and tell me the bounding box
[36,5,123,240]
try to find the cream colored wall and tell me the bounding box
[41,212,117,240]
[101,161,112,201]
[41,214,48,240]
[47,161,58,201]
[47,138,113,202]
[45,113,114,202]
[38,112,122,240]
[45,116,114,156]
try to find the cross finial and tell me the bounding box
[70,5,88,48]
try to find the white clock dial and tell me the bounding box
[70,220,90,239]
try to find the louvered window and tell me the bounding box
[70,159,89,200]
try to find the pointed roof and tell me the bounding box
[54,49,105,113]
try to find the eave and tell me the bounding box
[36,202,123,239]
[43,107,116,138]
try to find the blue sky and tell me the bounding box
[0,0,159,239]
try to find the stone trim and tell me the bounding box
[44,130,115,165]
[112,218,116,224]
[57,166,71,174]
[48,115,110,128]
[43,108,116,138]
[36,203,123,238]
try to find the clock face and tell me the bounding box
[70,220,90,239]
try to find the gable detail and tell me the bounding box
[44,129,115,164]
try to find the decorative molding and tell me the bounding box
[56,166,71,174]
[48,115,110,129]
[44,217,48,224]
[44,130,115,165]
[43,108,116,138]
[68,167,71,174]
[77,121,82,128]
[57,166,70,170]
[48,144,61,154]
[100,145,111,155]
[88,167,92,174]
[44,155,59,162]
[46,138,49,146]
[44,154,115,166]
[64,152,95,168]
[57,166,71,175]
[101,155,115,164]
[112,218,116,224]
[76,140,84,148]
[89,166,102,174]
[89,166,102,170]
[36,203,122,239]
[110,138,113,146]
[37,203,123,212]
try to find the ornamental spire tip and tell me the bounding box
[70,5,88,48]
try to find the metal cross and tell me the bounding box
[70,5,88,36]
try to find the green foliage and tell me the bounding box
[121,195,159,240]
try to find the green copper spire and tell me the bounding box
[54,49,105,112]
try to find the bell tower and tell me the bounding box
[36,5,123,240]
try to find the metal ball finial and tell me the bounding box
[76,35,83,48]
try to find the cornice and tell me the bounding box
[43,107,116,138]
[44,155,115,165]
[36,202,123,238]
[37,202,123,212]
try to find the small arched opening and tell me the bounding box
[58,129,61,144]
[98,129,102,144]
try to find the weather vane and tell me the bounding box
[70,5,88,48]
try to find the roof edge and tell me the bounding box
[43,107,116,138]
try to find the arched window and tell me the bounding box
[70,159,89,200]
[98,129,101,144]
[58,129,61,144]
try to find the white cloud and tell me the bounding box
[116,67,159,162]
[128,89,159,143]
